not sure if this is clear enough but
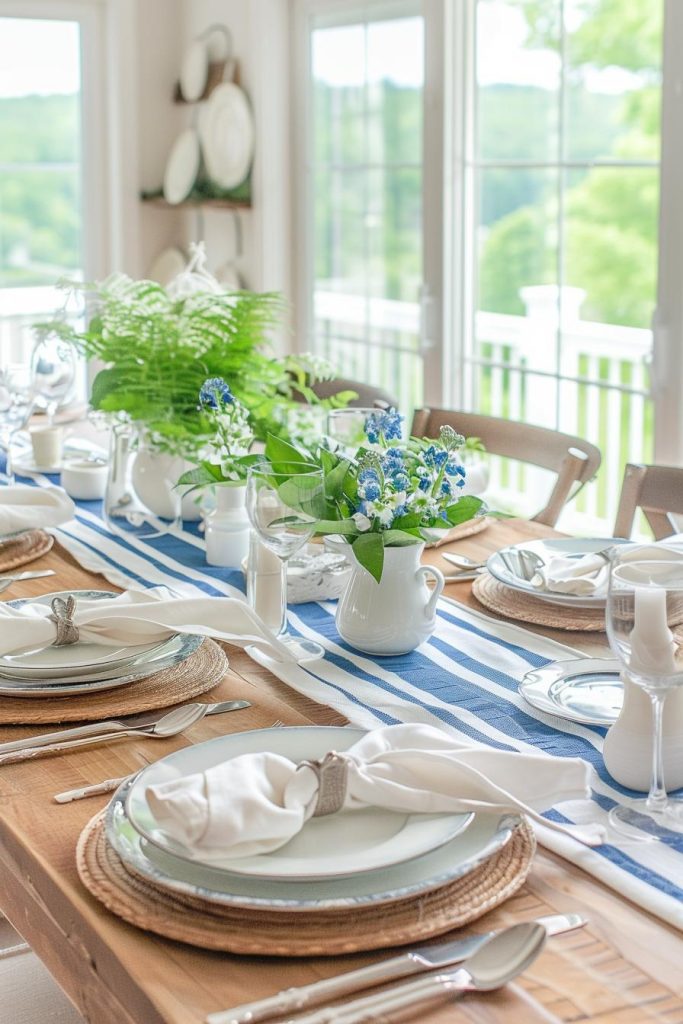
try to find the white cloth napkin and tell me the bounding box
[0,484,75,537]
[0,587,295,662]
[146,723,605,859]
[531,541,683,596]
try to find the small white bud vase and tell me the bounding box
[603,673,683,792]
[204,484,250,568]
[335,541,445,655]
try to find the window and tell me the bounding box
[0,3,103,376]
[456,0,662,527]
[297,1,426,416]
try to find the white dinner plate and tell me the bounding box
[163,129,201,205]
[1,638,170,678]
[520,658,623,726]
[179,39,208,102]
[147,247,186,287]
[12,451,61,475]
[487,537,630,608]
[109,787,516,912]
[198,83,254,190]
[125,727,472,880]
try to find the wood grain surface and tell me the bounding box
[0,524,681,1024]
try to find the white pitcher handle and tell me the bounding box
[416,565,445,618]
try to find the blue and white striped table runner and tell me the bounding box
[15,469,683,930]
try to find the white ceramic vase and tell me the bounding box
[131,446,203,521]
[603,674,683,792]
[335,541,445,655]
[204,484,251,568]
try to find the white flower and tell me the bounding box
[352,512,372,532]
[377,507,394,527]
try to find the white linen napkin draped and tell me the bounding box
[146,723,605,857]
[0,587,296,661]
[0,484,75,537]
[531,541,683,596]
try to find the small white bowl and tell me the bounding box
[60,458,108,501]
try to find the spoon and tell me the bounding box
[294,922,547,1024]
[441,552,488,570]
[0,702,211,766]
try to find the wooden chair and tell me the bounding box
[613,463,683,539]
[306,376,399,410]
[411,408,602,527]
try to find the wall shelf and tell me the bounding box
[140,193,251,211]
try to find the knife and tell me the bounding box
[0,569,56,582]
[205,913,586,1024]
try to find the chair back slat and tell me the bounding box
[614,463,683,539]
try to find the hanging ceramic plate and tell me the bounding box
[198,83,254,190]
[179,39,208,102]
[214,261,243,290]
[124,727,472,880]
[147,248,186,287]
[163,129,201,205]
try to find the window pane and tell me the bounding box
[0,169,81,287]
[565,0,662,162]
[476,0,561,162]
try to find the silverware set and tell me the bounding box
[0,569,55,593]
[207,914,585,1024]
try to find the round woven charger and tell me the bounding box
[76,812,535,956]
[429,516,490,549]
[0,530,53,571]
[0,639,228,725]
[472,573,607,631]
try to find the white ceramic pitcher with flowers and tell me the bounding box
[336,541,445,655]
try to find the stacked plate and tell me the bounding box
[1,590,201,697]
[105,726,521,916]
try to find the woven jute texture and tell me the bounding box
[429,516,490,549]
[472,573,607,631]
[76,811,536,956]
[0,638,228,725]
[0,530,53,571]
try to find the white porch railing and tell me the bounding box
[312,287,653,530]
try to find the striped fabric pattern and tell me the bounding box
[15,469,683,931]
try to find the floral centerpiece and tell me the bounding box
[177,377,259,491]
[263,408,484,584]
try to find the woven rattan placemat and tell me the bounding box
[0,639,228,725]
[77,812,535,955]
[472,573,607,631]
[0,530,53,571]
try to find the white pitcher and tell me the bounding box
[336,541,445,655]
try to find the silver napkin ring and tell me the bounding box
[48,595,79,647]
[298,751,349,817]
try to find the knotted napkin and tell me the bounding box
[146,723,605,859]
[0,587,295,662]
[531,541,683,596]
[0,484,74,537]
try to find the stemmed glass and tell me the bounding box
[30,331,77,423]
[606,549,683,840]
[246,463,326,660]
[0,366,36,485]
[326,408,377,453]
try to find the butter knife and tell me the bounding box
[205,913,585,1024]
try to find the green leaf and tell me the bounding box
[444,496,484,525]
[312,519,358,535]
[177,464,223,487]
[381,530,422,547]
[351,532,385,583]
[324,458,352,500]
[265,432,311,466]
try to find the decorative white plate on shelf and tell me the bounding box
[147,247,186,287]
[214,261,242,291]
[520,658,623,726]
[108,793,516,912]
[163,129,201,205]
[487,537,631,609]
[124,727,472,880]
[0,591,202,695]
[179,39,208,101]
[198,82,254,190]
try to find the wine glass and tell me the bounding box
[30,331,77,423]
[0,365,36,485]
[606,549,683,840]
[246,463,326,660]
[326,408,377,452]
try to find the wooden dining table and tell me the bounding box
[0,518,682,1024]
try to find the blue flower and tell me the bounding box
[441,479,452,496]
[358,466,380,485]
[365,408,403,444]
[418,476,430,491]
[390,472,410,491]
[199,377,234,409]
[361,480,381,501]
[423,445,448,470]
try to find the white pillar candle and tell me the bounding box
[629,586,676,677]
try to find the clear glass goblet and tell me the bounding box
[0,365,36,485]
[606,550,683,840]
[246,462,326,660]
[326,407,377,453]
[31,332,77,423]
